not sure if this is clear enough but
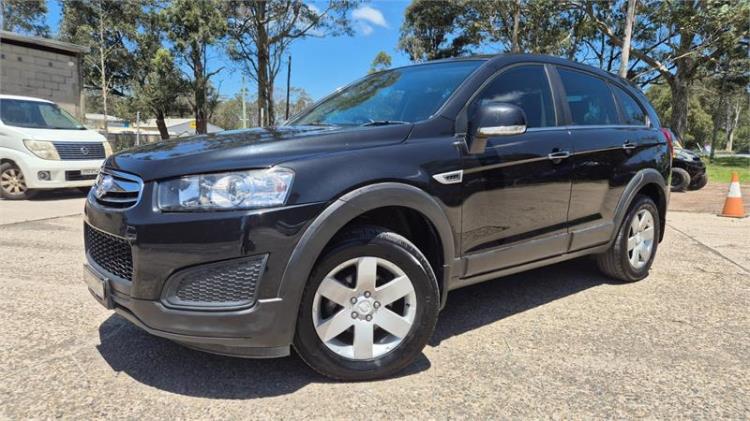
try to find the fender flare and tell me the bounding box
[274,182,457,342]
[609,168,668,246]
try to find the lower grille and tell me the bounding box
[163,255,267,309]
[84,224,133,281]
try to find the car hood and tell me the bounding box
[1,125,105,142]
[106,124,413,181]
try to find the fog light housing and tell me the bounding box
[37,171,51,181]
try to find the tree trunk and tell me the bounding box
[155,109,170,140]
[192,41,208,134]
[726,101,740,152]
[267,69,276,125]
[669,77,690,141]
[511,0,521,53]
[97,0,108,134]
[255,1,269,127]
[619,0,636,78]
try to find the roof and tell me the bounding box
[0,30,89,55]
[0,94,54,103]
[142,118,195,127]
[85,113,127,122]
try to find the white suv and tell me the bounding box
[0,95,111,199]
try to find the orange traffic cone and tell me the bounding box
[719,172,746,218]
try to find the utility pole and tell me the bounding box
[135,111,140,146]
[241,75,247,128]
[285,55,292,120]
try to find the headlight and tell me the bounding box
[23,140,60,160]
[157,168,294,211]
[103,141,113,157]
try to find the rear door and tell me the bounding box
[555,67,656,251]
[460,64,573,277]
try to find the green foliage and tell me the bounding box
[59,0,145,94]
[398,0,482,61]
[1,0,49,36]
[163,0,227,133]
[369,51,392,73]
[134,49,189,118]
[225,0,357,125]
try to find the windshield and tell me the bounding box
[291,61,483,126]
[0,99,86,130]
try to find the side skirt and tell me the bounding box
[447,243,609,292]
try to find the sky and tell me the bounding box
[45,1,418,101]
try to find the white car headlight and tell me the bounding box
[23,139,60,160]
[157,168,294,211]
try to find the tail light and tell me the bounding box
[660,128,674,158]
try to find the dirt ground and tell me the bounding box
[1,193,748,418]
[669,181,749,214]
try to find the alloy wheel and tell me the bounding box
[1,167,27,195]
[312,256,417,360]
[627,209,655,270]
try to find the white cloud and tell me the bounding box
[353,5,388,29]
[358,22,374,36]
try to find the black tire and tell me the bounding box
[294,225,439,381]
[688,174,708,190]
[0,162,36,200]
[670,167,691,192]
[596,195,660,282]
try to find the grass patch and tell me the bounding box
[705,156,750,184]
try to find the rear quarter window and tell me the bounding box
[612,85,647,126]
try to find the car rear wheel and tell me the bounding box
[671,167,691,192]
[0,162,36,200]
[294,225,439,381]
[596,195,660,282]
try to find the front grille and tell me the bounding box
[53,142,105,160]
[65,170,97,181]
[84,224,133,281]
[93,170,142,209]
[163,255,267,309]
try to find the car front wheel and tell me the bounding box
[0,162,36,200]
[294,225,439,381]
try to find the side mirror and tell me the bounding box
[466,102,527,154]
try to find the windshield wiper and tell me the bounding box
[361,120,409,127]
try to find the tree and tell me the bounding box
[134,49,190,139]
[226,1,356,127]
[398,0,481,61]
[60,0,143,133]
[618,0,637,78]
[369,51,392,73]
[1,0,49,36]
[578,0,750,139]
[164,0,227,134]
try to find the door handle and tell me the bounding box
[547,151,571,160]
[622,141,637,150]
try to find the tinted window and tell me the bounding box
[558,68,618,126]
[612,85,646,125]
[292,61,483,126]
[471,65,555,128]
[0,99,85,130]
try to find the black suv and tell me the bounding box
[84,55,670,380]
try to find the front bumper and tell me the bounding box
[8,151,103,189]
[84,185,327,355]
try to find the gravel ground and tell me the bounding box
[0,206,748,419]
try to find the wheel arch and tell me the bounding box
[276,182,457,342]
[611,168,668,245]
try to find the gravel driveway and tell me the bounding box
[0,204,748,418]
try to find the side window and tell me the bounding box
[471,65,555,128]
[612,85,646,125]
[558,68,619,126]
